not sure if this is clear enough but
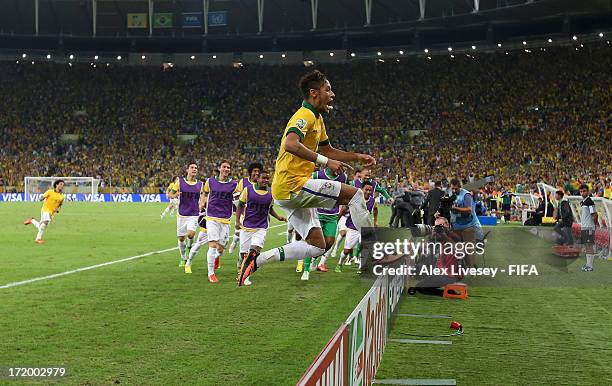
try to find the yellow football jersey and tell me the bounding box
[236,177,256,193]
[168,180,178,192]
[271,101,329,200]
[41,189,64,214]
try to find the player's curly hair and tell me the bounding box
[299,70,327,98]
[53,179,64,188]
[247,162,264,176]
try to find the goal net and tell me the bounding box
[24,177,100,201]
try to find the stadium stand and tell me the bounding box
[1,43,610,194]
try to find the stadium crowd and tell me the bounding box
[0,42,610,195]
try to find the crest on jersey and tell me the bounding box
[295,118,307,130]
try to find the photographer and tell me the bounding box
[411,217,463,296]
[422,181,445,225]
[553,190,574,245]
[450,178,482,267]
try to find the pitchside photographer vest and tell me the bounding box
[453,188,480,230]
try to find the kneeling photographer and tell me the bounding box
[410,217,464,296]
[450,178,483,267]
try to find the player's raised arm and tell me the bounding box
[318,142,376,168]
[283,132,352,174]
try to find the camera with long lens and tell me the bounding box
[411,223,447,237]
[436,194,456,221]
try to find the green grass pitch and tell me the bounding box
[1,203,610,385]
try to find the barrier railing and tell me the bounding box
[297,273,407,386]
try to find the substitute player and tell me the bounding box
[300,167,348,280]
[235,170,287,285]
[228,162,263,254]
[203,160,238,283]
[579,184,598,272]
[337,181,378,272]
[24,179,65,243]
[161,176,180,220]
[168,163,204,267]
[238,69,376,286]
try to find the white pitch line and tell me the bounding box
[388,338,452,345]
[1,223,287,290]
[0,247,177,290]
[373,379,456,385]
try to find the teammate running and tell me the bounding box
[228,162,263,254]
[168,163,204,267]
[161,176,179,220]
[235,170,286,285]
[24,179,65,244]
[203,160,238,283]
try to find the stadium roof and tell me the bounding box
[0,0,610,53]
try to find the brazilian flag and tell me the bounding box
[153,13,173,28]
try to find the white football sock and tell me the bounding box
[348,189,373,231]
[229,233,239,250]
[31,219,40,228]
[36,223,46,240]
[287,230,294,243]
[188,241,204,263]
[586,254,594,268]
[186,237,193,249]
[332,233,345,254]
[339,251,347,265]
[178,240,186,260]
[256,241,325,267]
[207,248,219,276]
[320,248,333,265]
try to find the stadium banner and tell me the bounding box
[127,13,148,29]
[296,324,349,386]
[298,272,408,386]
[346,276,388,386]
[0,193,169,203]
[182,12,202,28]
[153,13,173,28]
[208,11,228,27]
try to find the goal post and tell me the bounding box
[24,177,100,202]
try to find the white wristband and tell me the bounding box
[315,154,329,166]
